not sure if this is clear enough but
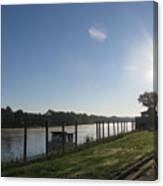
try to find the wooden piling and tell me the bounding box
[23,120,27,161]
[123,122,125,133]
[121,121,123,134]
[97,122,99,140]
[134,121,136,130]
[102,121,105,140]
[62,122,65,152]
[75,121,78,147]
[133,121,135,131]
[117,122,119,135]
[108,121,110,137]
[45,120,48,157]
[113,121,115,136]
[96,121,98,141]
[126,122,128,133]
[99,122,101,140]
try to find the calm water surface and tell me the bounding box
[1,122,134,162]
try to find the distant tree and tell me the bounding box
[15,109,23,116]
[138,92,158,111]
[138,91,158,131]
[1,106,134,128]
[15,109,24,127]
[6,106,13,113]
[45,109,55,116]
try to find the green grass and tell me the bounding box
[2,131,154,179]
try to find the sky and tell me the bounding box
[1,2,155,116]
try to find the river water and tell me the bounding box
[1,122,134,162]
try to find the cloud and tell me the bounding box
[88,26,107,42]
[124,66,137,71]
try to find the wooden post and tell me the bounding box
[97,122,99,140]
[98,122,99,140]
[117,121,119,135]
[45,120,49,157]
[123,122,125,133]
[75,121,78,147]
[102,121,105,140]
[108,121,110,137]
[62,122,65,152]
[121,121,123,134]
[23,120,27,161]
[96,121,98,141]
[113,121,115,136]
[98,122,100,140]
[126,122,128,133]
[99,122,101,140]
[133,121,135,131]
[134,121,136,130]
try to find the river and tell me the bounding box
[1,122,134,162]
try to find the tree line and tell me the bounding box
[1,106,134,128]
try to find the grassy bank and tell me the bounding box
[2,131,154,179]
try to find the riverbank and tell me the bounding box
[2,131,155,179]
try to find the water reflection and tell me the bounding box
[1,122,135,162]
